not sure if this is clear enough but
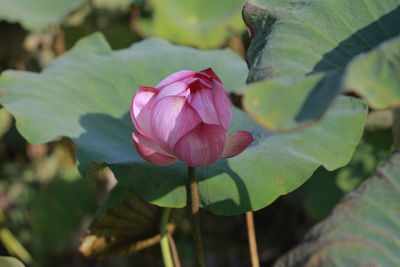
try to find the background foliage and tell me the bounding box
[0,0,398,266]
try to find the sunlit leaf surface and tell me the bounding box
[242,0,400,130]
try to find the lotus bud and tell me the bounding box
[130,68,253,167]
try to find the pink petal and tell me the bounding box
[132,132,175,158]
[187,77,211,89]
[151,96,202,152]
[156,70,196,89]
[201,68,222,83]
[221,131,253,158]
[131,86,158,118]
[174,123,226,167]
[132,133,177,166]
[189,82,220,125]
[131,86,159,136]
[155,81,188,100]
[211,79,232,129]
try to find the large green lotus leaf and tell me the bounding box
[138,0,246,49]
[241,0,400,131]
[275,151,400,266]
[0,33,366,215]
[0,0,85,31]
[112,95,367,215]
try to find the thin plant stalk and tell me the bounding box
[246,212,260,267]
[0,211,32,263]
[188,166,206,267]
[168,233,182,267]
[160,208,174,267]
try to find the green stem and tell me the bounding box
[188,167,206,267]
[0,228,32,263]
[0,211,32,263]
[160,208,173,267]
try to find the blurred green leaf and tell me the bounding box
[275,151,400,266]
[138,0,246,49]
[64,23,140,50]
[79,184,170,260]
[301,128,393,219]
[241,0,400,131]
[365,110,393,130]
[31,168,95,262]
[394,108,400,148]
[0,227,32,264]
[0,108,12,138]
[0,33,367,215]
[0,0,85,31]
[93,0,144,10]
[0,138,90,265]
[0,257,24,267]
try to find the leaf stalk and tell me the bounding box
[160,208,174,267]
[246,211,260,267]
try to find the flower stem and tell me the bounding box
[160,208,174,267]
[188,167,206,267]
[246,212,260,267]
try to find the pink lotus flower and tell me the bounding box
[130,68,253,167]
